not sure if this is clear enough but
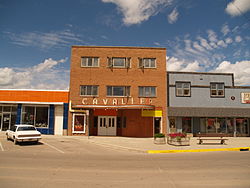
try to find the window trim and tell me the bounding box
[138,58,157,69]
[175,82,191,97]
[80,85,99,97]
[81,57,99,67]
[106,86,131,97]
[108,57,131,69]
[138,86,157,98]
[210,82,225,98]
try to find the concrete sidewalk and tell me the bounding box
[71,136,250,153]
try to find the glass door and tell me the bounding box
[98,116,117,136]
[2,114,11,131]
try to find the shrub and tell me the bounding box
[154,133,165,138]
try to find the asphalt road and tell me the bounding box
[0,134,250,188]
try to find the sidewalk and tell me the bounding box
[73,136,250,153]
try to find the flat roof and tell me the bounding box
[71,45,166,50]
[167,71,234,76]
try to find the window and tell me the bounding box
[139,86,156,97]
[107,86,130,97]
[176,82,191,97]
[81,57,99,67]
[80,85,98,96]
[22,106,49,128]
[108,57,130,68]
[139,58,156,68]
[210,83,224,97]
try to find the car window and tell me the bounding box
[17,127,36,131]
[10,126,16,131]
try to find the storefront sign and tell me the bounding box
[141,110,162,117]
[241,93,250,104]
[82,97,153,105]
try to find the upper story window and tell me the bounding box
[210,83,224,97]
[139,58,156,68]
[139,86,156,97]
[108,57,131,68]
[81,57,99,67]
[80,85,98,96]
[107,86,130,97]
[176,82,191,97]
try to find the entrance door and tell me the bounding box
[98,116,116,136]
[2,114,11,131]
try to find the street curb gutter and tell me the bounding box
[148,147,250,154]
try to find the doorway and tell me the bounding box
[98,116,117,136]
[2,114,11,131]
[154,117,161,134]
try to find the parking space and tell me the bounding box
[0,132,130,156]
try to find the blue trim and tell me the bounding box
[16,104,22,124]
[48,105,54,134]
[63,103,69,130]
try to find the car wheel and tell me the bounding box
[14,138,18,145]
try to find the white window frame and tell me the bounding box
[108,57,131,68]
[80,85,99,96]
[210,83,225,97]
[139,86,157,97]
[176,82,191,97]
[107,86,130,97]
[139,58,157,68]
[72,114,86,133]
[81,57,99,67]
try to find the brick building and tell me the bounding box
[68,46,167,137]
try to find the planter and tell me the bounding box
[154,137,166,144]
[167,137,190,146]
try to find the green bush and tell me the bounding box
[154,133,165,138]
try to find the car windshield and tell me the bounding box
[17,127,36,131]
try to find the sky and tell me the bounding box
[0,0,250,90]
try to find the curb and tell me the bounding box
[147,147,250,154]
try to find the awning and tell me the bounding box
[168,107,250,117]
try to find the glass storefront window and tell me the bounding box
[22,106,35,125]
[236,118,248,136]
[22,106,48,128]
[182,117,192,133]
[35,107,48,128]
[200,117,236,134]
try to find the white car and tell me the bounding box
[6,125,42,144]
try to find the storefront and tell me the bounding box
[0,90,69,135]
[167,71,250,137]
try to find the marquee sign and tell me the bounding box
[241,93,250,104]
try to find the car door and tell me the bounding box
[9,126,17,139]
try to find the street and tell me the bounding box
[0,134,250,188]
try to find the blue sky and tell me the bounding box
[0,0,250,89]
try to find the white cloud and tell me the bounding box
[225,0,250,16]
[217,40,227,48]
[207,29,218,43]
[213,60,250,85]
[102,0,173,25]
[4,30,83,50]
[167,56,201,72]
[0,58,69,90]
[235,36,242,42]
[197,37,213,50]
[168,8,179,24]
[221,24,230,35]
[225,37,233,44]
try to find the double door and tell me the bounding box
[98,116,117,136]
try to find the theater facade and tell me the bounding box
[68,46,167,137]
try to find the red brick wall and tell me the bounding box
[69,46,167,137]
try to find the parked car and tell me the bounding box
[6,125,42,144]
